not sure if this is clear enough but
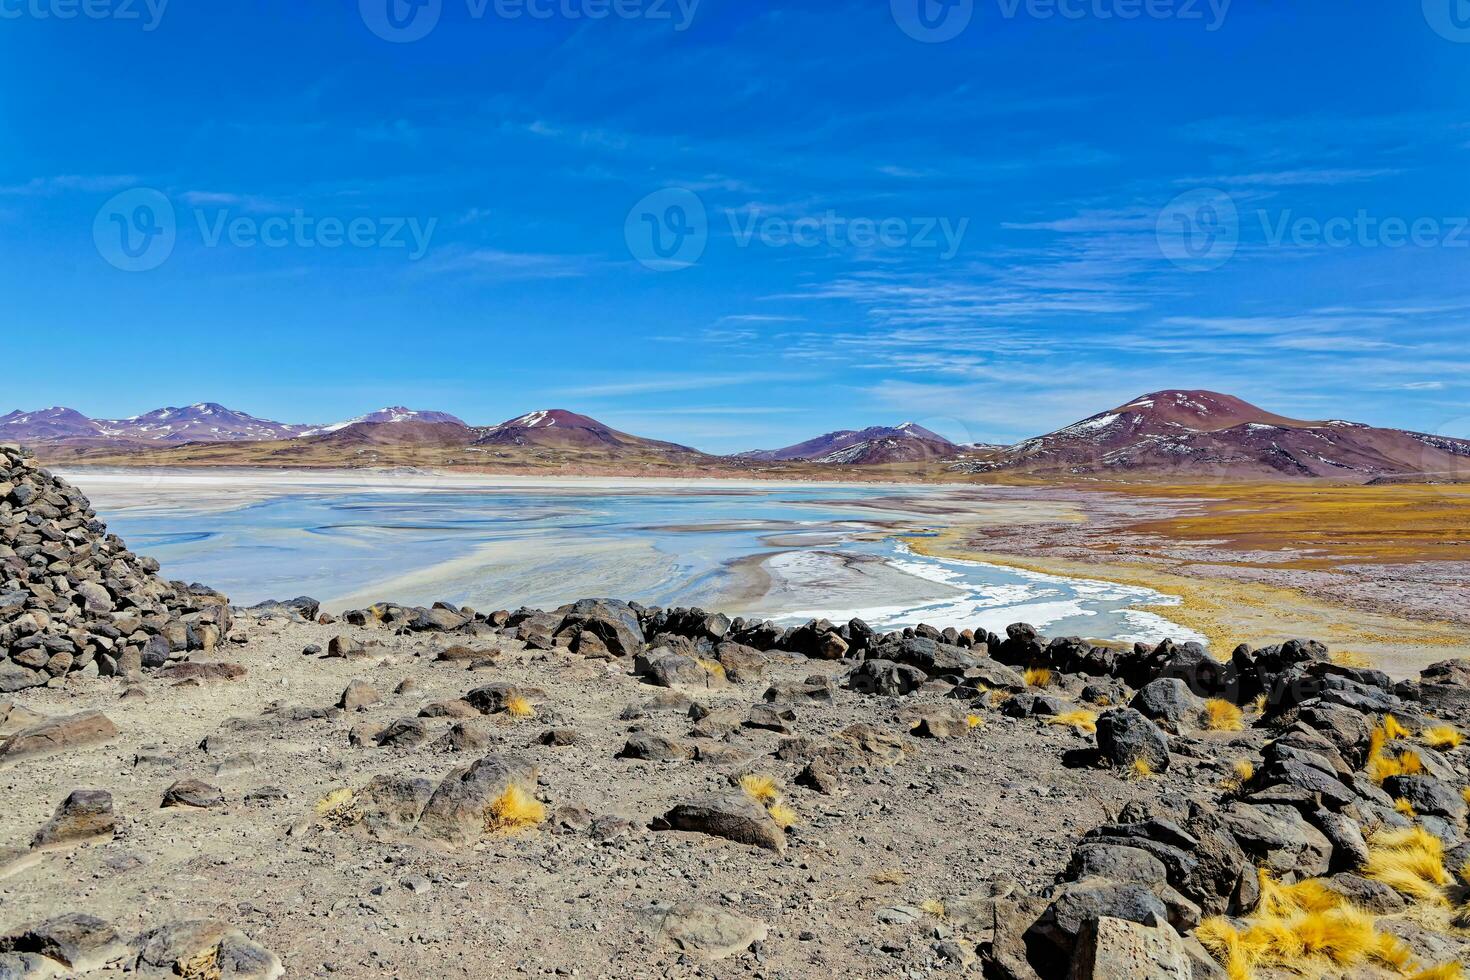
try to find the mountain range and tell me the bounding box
[6,390,1470,482]
[740,422,959,465]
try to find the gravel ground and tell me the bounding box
[0,615,1250,979]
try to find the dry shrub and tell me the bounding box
[739,773,782,806]
[1368,723,1425,784]
[740,772,797,829]
[1384,714,1412,741]
[1202,699,1245,732]
[767,802,798,829]
[919,898,947,919]
[870,868,908,885]
[1045,709,1098,734]
[504,695,535,719]
[1251,693,1268,714]
[965,713,985,730]
[1128,758,1155,780]
[1420,725,1463,751]
[484,784,545,833]
[1223,759,1255,795]
[1197,870,1417,980]
[1023,667,1052,688]
[1364,826,1452,905]
[313,788,359,828]
[696,657,728,680]
[1410,964,1467,980]
[178,943,222,980]
[1395,798,1418,818]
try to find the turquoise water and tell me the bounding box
[85,480,1199,644]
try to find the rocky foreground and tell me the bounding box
[2,445,1470,979]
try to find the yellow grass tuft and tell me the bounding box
[1128,758,1155,780]
[1251,693,1268,714]
[1410,965,1467,980]
[1197,869,1423,980]
[313,787,359,827]
[1421,725,1464,750]
[965,713,985,730]
[870,868,907,885]
[1463,787,1470,808]
[919,898,947,919]
[1202,699,1245,732]
[740,773,797,829]
[1364,825,1452,905]
[1394,797,1417,818]
[1331,649,1374,669]
[1045,709,1098,734]
[1023,667,1052,688]
[1384,713,1412,741]
[484,784,545,833]
[1367,723,1425,784]
[695,657,727,680]
[739,773,782,806]
[1223,759,1255,794]
[504,695,535,719]
[766,802,798,829]
[989,690,1013,707]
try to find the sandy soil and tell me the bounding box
[0,616,1243,979]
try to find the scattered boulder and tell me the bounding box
[338,679,380,712]
[1129,679,1203,730]
[1069,916,1194,979]
[0,710,118,764]
[618,734,696,762]
[132,919,282,980]
[31,790,116,848]
[644,903,767,961]
[0,913,132,974]
[161,779,225,810]
[845,658,926,696]
[653,792,787,852]
[1095,709,1170,772]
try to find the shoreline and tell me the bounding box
[56,465,1470,676]
[60,466,1204,646]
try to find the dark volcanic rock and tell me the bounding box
[1095,708,1170,772]
[0,445,232,687]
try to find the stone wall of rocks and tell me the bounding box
[0,444,231,691]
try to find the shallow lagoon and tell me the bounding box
[69,471,1202,645]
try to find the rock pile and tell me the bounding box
[0,444,231,690]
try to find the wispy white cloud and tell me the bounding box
[419,247,600,280]
[557,372,806,396]
[0,174,139,195]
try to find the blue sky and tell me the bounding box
[3,1,1469,452]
